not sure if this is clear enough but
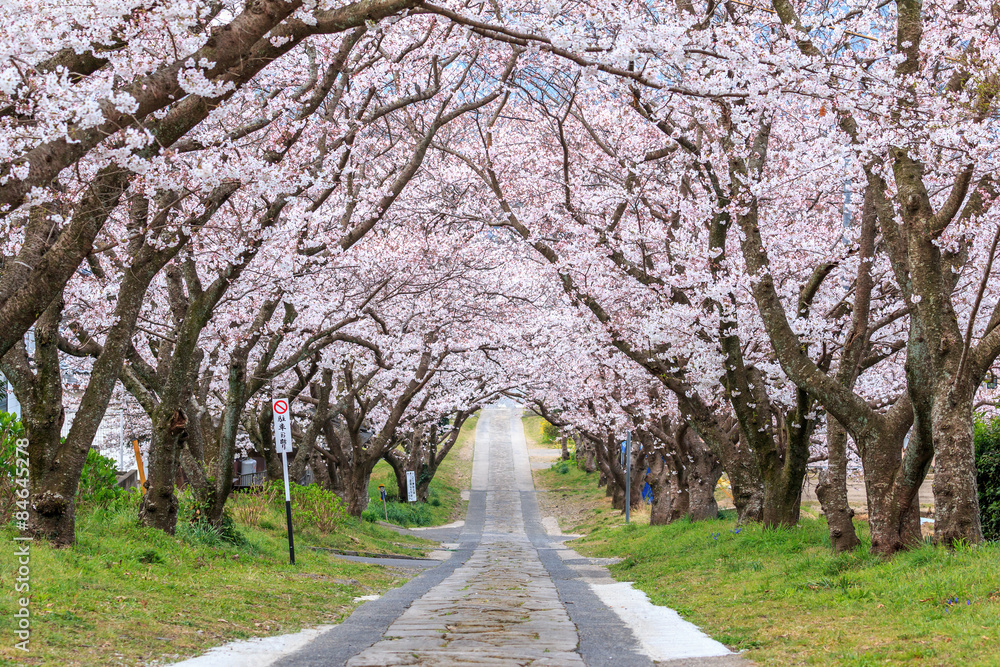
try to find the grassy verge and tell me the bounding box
[533,458,1000,666]
[524,414,644,532]
[522,414,562,449]
[365,414,478,527]
[0,490,433,666]
[533,462,647,533]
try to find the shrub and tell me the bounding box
[78,449,126,507]
[975,416,1000,541]
[86,488,142,526]
[230,485,279,527]
[0,412,24,519]
[541,421,559,443]
[291,483,349,533]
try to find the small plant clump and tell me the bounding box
[291,483,350,533]
[541,421,560,444]
[229,485,279,527]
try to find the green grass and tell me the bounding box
[534,462,645,532]
[522,414,562,449]
[537,463,1000,666]
[0,491,433,666]
[365,414,478,527]
[525,410,645,533]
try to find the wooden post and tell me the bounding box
[132,439,146,494]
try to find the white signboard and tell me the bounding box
[271,397,295,564]
[406,470,417,503]
[272,398,292,454]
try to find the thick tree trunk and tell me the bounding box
[646,452,672,525]
[628,444,646,511]
[575,435,597,472]
[816,417,859,552]
[611,482,625,511]
[560,435,570,461]
[761,469,804,528]
[727,456,765,524]
[319,419,349,499]
[385,452,408,500]
[180,445,222,526]
[597,434,629,510]
[343,464,374,517]
[2,295,79,545]
[138,408,188,533]
[689,478,720,520]
[931,390,982,545]
[673,393,764,523]
[575,437,588,471]
[687,443,723,521]
[859,420,927,556]
[23,406,75,544]
[667,464,690,521]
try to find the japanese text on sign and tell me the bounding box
[273,399,292,454]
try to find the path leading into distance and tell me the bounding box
[274,406,745,667]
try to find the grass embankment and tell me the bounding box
[524,414,649,530]
[365,414,478,527]
[533,453,1000,666]
[522,414,563,449]
[534,462,650,532]
[0,490,433,667]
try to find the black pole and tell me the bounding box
[285,499,296,565]
[625,430,632,524]
[281,450,295,564]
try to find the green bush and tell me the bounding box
[541,422,560,443]
[86,488,142,525]
[78,448,126,507]
[975,416,1000,541]
[0,412,24,519]
[291,483,349,533]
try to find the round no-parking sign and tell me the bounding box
[273,399,288,415]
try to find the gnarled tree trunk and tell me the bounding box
[646,448,673,525]
[816,418,860,552]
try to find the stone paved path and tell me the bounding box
[346,408,583,666]
[274,405,743,667]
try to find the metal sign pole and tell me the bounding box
[281,450,295,565]
[625,430,632,524]
[379,484,388,520]
[272,398,295,565]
